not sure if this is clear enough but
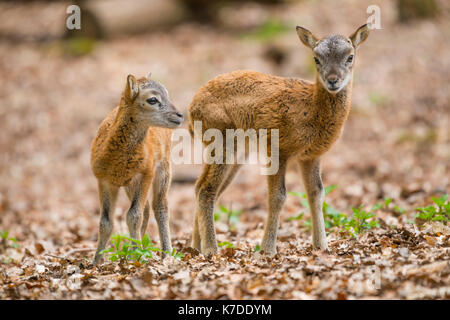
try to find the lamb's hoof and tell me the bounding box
[312,243,330,253]
[201,246,218,257]
[92,255,102,266]
[260,246,277,257]
[161,247,173,259]
[191,243,201,252]
[185,247,201,257]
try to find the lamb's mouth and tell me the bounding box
[327,85,341,93]
[169,119,182,125]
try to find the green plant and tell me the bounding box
[254,245,261,253]
[323,205,379,238]
[415,195,449,224]
[0,231,19,252]
[287,185,339,226]
[288,185,380,238]
[346,206,380,236]
[371,197,405,214]
[371,197,392,211]
[383,197,393,208]
[100,233,184,263]
[324,208,348,230]
[214,204,243,231]
[393,204,406,214]
[218,241,235,249]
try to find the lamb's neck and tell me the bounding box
[312,74,353,125]
[107,99,149,153]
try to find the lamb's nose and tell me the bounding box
[176,112,184,120]
[327,77,338,86]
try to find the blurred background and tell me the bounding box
[0,0,449,261]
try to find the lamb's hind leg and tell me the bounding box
[125,185,150,240]
[192,164,211,251]
[192,163,239,250]
[140,203,150,239]
[192,164,241,251]
[126,174,152,241]
[93,181,119,265]
[195,163,228,255]
[217,164,242,199]
[298,158,328,250]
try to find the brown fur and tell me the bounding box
[189,71,352,160]
[91,105,172,186]
[188,25,370,256]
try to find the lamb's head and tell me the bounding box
[124,74,184,128]
[296,24,370,94]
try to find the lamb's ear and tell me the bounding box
[349,24,370,49]
[296,26,318,49]
[126,74,139,101]
[146,72,152,80]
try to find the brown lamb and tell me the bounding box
[188,24,370,256]
[90,74,184,264]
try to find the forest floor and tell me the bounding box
[0,0,449,299]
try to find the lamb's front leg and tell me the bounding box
[299,158,328,250]
[152,161,173,255]
[93,181,119,265]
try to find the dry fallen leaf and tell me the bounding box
[34,243,45,255]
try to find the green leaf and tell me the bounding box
[384,198,393,208]
[286,213,304,221]
[218,204,229,213]
[432,195,448,207]
[324,185,338,196]
[218,241,235,248]
[393,205,406,214]
[170,249,184,259]
[142,251,153,259]
[100,248,114,254]
[288,191,306,198]
[301,199,310,209]
[324,220,333,229]
[371,203,382,211]
[324,202,341,216]
[141,234,150,248]
[122,236,141,244]
[303,218,312,230]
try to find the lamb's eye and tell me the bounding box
[347,55,354,63]
[147,97,158,105]
[314,57,320,65]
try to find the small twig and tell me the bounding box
[45,248,95,262]
[63,248,95,258]
[45,253,71,261]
